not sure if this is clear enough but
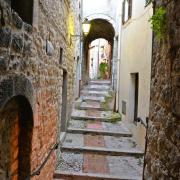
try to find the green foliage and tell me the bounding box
[101,96,112,110]
[107,112,122,123]
[149,7,166,40]
[100,91,115,110]
[99,62,108,79]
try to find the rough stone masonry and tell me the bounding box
[145,0,180,179]
[0,0,81,179]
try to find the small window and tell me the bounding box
[122,0,132,24]
[145,0,151,6]
[11,0,33,24]
[59,47,63,64]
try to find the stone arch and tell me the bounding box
[0,74,35,109]
[85,13,116,32]
[83,18,115,82]
[0,75,34,180]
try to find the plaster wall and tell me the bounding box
[118,0,153,149]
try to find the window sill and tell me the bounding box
[122,18,132,28]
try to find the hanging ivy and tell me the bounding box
[149,7,166,40]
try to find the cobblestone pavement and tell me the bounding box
[55,80,144,180]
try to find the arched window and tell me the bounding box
[11,0,34,24]
[122,0,132,24]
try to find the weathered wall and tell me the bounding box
[145,0,180,179]
[0,0,80,179]
[118,0,153,149]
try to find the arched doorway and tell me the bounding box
[88,38,112,80]
[83,18,115,83]
[0,95,33,180]
[0,75,34,180]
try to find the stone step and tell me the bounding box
[71,109,114,122]
[62,146,144,157]
[61,133,143,156]
[81,96,105,102]
[74,98,114,111]
[83,84,111,91]
[75,100,104,111]
[67,128,132,137]
[54,171,142,180]
[89,80,111,85]
[68,120,131,134]
[81,90,109,97]
[55,152,143,180]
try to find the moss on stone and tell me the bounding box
[107,112,122,123]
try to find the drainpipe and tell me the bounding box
[116,3,123,112]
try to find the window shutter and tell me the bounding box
[128,0,132,19]
[122,1,125,24]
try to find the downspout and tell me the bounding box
[116,3,123,112]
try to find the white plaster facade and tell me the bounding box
[117,0,153,149]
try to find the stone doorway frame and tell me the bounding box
[60,69,68,132]
[0,75,34,180]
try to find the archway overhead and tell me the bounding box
[85,19,115,45]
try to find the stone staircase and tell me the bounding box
[54,80,144,180]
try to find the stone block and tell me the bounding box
[0,56,8,71]
[0,27,11,48]
[12,11,23,29]
[24,23,33,33]
[12,34,23,52]
[46,40,54,56]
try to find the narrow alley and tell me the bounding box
[0,0,179,180]
[55,80,143,179]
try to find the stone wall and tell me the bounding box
[0,0,80,179]
[145,0,180,179]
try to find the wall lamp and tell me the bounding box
[70,18,91,43]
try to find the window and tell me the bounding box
[59,47,63,64]
[145,0,151,6]
[11,0,33,24]
[122,0,132,24]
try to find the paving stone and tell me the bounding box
[102,122,130,133]
[86,121,103,129]
[83,154,109,174]
[84,134,105,147]
[57,152,83,173]
[104,136,139,151]
[68,120,85,129]
[63,133,84,148]
[107,156,143,177]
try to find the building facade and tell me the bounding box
[117,0,153,149]
[0,0,81,179]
